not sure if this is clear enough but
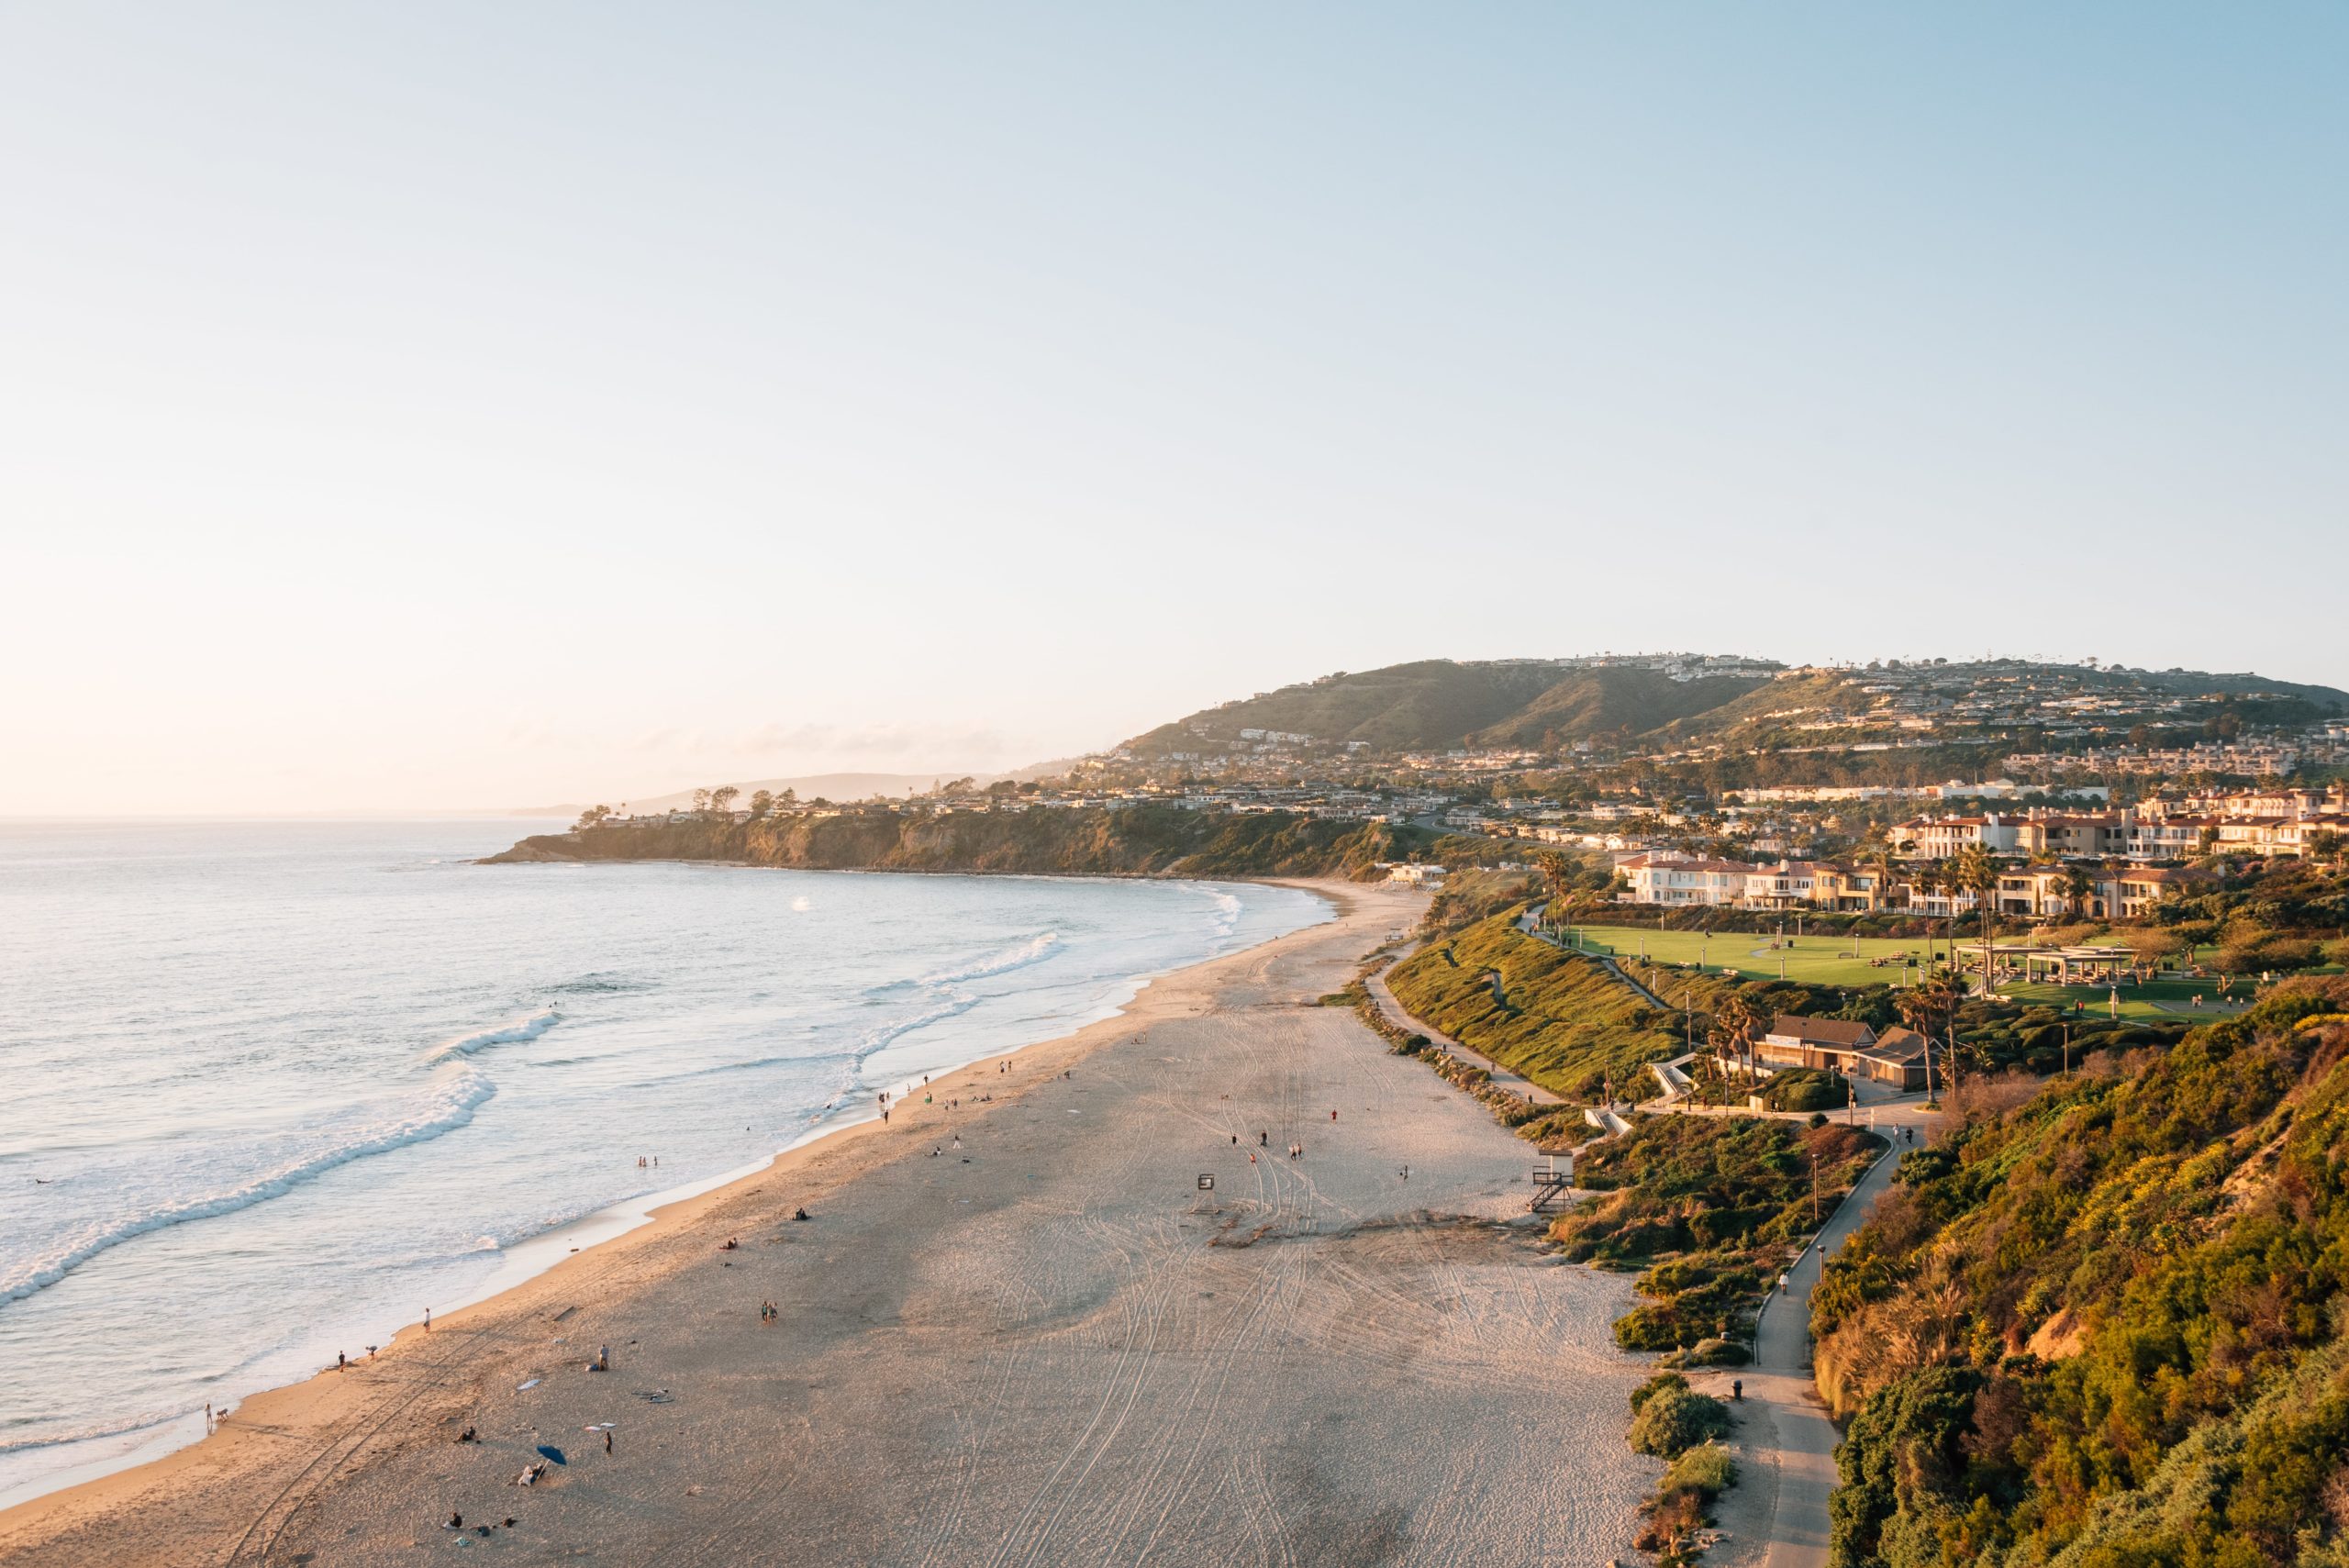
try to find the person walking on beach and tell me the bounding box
[605,1429,613,1455]
[423,1307,431,1333]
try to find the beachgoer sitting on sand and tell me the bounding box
[794,1207,809,1221]
[449,1512,463,1529]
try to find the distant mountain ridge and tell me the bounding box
[1125,659,1777,755]
[1123,655,2349,759]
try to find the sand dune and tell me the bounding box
[0,881,1655,1567]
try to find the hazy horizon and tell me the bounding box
[6,5,2345,815]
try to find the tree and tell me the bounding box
[747,789,774,819]
[1917,859,1949,971]
[709,785,740,816]
[573,804,613,831]
[1894,986,1941,1105]
[1898,973,1963,1099]
[1710,991,1767,1088]
[1533,851,1573,907]
[1951,843,2001,998]
[1870,843,1903,916]
[2062,862,2096,919]
[691,788,712,814]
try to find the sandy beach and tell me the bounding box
[0,879,1656,1567]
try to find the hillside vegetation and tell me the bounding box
[1383,909,1846,1102]
[1563,1116,1887,1353]
[1123,656,2349,763]
[486,805,1462,881]
[1127,661,1768,755]
[1810,978,2349,1568]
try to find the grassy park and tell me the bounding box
[1549,922,1944,989]
[1548,921,2290,1021]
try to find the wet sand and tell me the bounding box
[0,879,1655,1567]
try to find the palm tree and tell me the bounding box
[1709,990,1767,1091]
[2063,863,2096,922]
[1952,842,2002,998]
[1869,843,1903,918]
[1899,972,1964,1101]
[1916,859,1948,973]
[1895,986,1941,1106]
[1532,851,1571,917]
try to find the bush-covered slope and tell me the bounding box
[1126,660,1766,755]
[487,806,1457,881]
[1811,978,2349,1568]
[1383,910,1843,1101]
[1560,1115,1886,1352]
[1467,668,1770,749]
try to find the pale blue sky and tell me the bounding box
[4,5,2344,812]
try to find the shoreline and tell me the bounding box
[0,876,1343,1538]
[4,875,1660,1568]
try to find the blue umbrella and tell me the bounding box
[536,1445,567,1465]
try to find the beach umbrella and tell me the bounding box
[536,1445,567,1465]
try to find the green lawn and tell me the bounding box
[1553,923,2294,1020]
[1551,923,1938,991]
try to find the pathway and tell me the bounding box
[1520,904,1675,1011]
[1708,1131,1913,1567]
[1364,960,1564,1106]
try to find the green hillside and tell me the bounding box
[1123,656,2348,764]
[486,804,1487,881]
[1128,660,1770,755]
[1811,978,2349,1566]
[1384,909,1843,1102]
[1468,667,1771,749]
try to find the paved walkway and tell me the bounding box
[1521,905,1676,1012]
[1707,1133,1913,1567]
[1364,960,1565,1106]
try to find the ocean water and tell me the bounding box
[0,819,1329,1506]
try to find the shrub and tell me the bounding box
[1665,1440,1737,1499]
[1629,1371,1687,1414]
[1635,1485,1708,1554]
[1630,1385,1731,1458]
[1689,1336,1750,1366]
[1756,1067,1848,1112]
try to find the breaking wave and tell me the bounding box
[426,1009,561,1062]
[0,1067,497,1307]
[918,931,1060,987]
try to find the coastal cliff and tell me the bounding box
[484,804,1461,881]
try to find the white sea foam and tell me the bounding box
[0,821,1333,1512]
[918,931,1060,987]
[426,1008,560,1062]
[858,993,983,1054]
[1195,886,1244,942]
[0,1066,497,1307]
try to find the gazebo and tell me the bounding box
[2008,944,2134,986]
